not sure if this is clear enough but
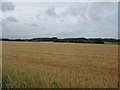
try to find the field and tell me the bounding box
[2,41,118,88]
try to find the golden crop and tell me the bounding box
[2,41,118,88]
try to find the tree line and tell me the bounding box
[1,37,120,44]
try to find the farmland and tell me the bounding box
[2,41,118,88]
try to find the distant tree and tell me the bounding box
[52,37,58,39]
[93,40,104,44]
[14,39,23,41]
[2,38,10,41]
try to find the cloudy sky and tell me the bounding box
[0,2,118,39]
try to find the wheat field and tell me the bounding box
[2,41,118,88]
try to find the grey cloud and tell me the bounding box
[56,30,81,38]
[88,2,117,21]
[62,3,89,20]
[2,2,117,39]
[6,16,17,22]
[41,26,46,29]
[2,16,17,26]
[44,18,48,21]
[36,14,41,20]
[62,2,117,22]
[36,14,48,21]
[2,18,6,26]
[36,11,43,20]
[30,23,39,27]
[62,8,80,16]
[60,20,64,22]
[17,9,22,11]
[45,6,59,17]
[0,18,2,23]
[118,3,120,25]
[0,2,15,11]
[23,23,28,25]
[36,11,48,21]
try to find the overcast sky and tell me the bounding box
[0,2,118,39]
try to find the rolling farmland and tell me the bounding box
[2,41,118,88]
